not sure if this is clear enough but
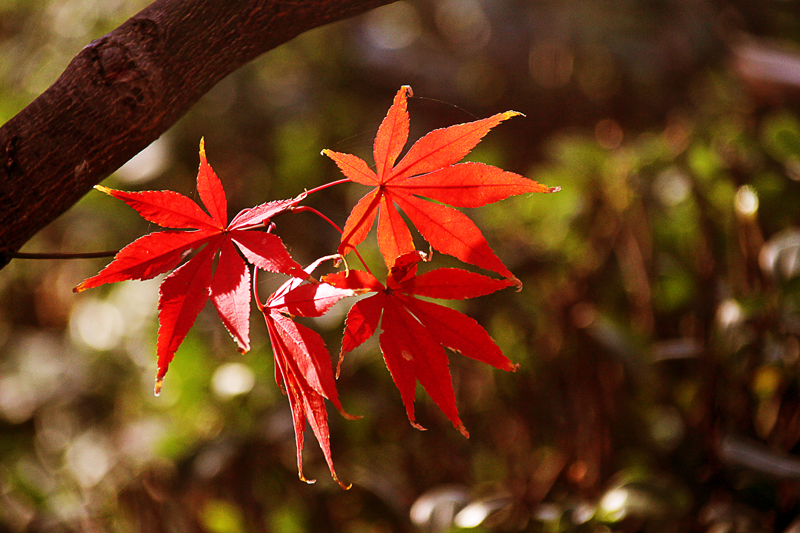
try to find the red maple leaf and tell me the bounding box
[74,139,308,394]
[258,256,358,488]
[323,251,518,437]
[323,86,558,278]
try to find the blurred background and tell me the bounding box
[3,0,800,531]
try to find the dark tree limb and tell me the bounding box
[0,0,392,270]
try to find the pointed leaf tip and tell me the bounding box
[330,467,353,490]
[456,423,470,439]
[94,184,113,195]
[503,110,524,119]
[338,406,362,421]
[299,472,317,485]
[402,85,413,97]
[199,137,205,156]
[548,186,561,193]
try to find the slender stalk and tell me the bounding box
[253,266,265,311]
[291,205,374,277]
[292,205,344,233]
[303,178,351,197]
[7,250,118,260]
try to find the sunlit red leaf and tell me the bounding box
[336,292,385,375]
[322,151,377,186]
[260,257,357,487]
[324,86,558,276]
[75,139,307,394]
[323,251,516,436]
[389,249,427,283]
[268,281,354,318]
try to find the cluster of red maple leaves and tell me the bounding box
[74,86,558,487]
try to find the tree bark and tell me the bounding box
[0,0,392,270]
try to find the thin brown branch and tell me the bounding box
[7,251,119,260]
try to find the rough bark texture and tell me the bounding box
[0,0,392,270]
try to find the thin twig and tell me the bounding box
[303,177,351,197]
[291,205,374,277]
[7,250,118,260]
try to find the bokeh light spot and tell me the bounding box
[600,487,628,520]
[70,298,124,351]
[65,431,111,487]
[530,42,574,89]
[734,184,759,216]
[435,0,491,52]
[595,119,624,150]
[653,167,691,206]
[212,363,256,399]
[364,2,421,50]
[116,137,169,185]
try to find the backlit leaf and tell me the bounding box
[323,251,516,436]
[76,139,307,393]
[324,86,558,276]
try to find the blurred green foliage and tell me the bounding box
[4,0,800,532]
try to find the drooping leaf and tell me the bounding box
[260,256,357,488]
[75,139,307,394]
[323,251,517,436]
[323,86,559,276]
